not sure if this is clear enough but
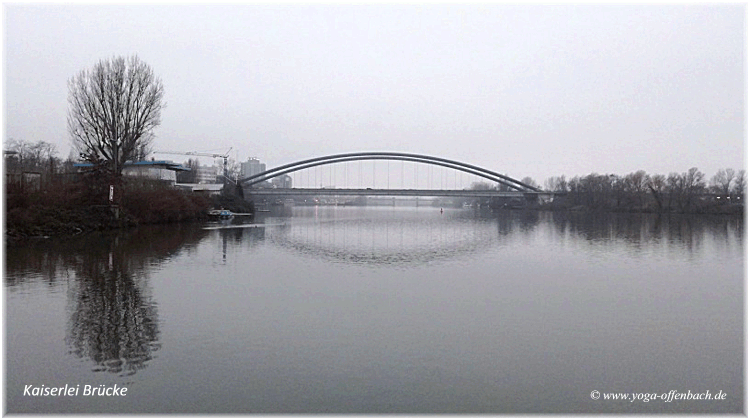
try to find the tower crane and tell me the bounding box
[153,148,233,184]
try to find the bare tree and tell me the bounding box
[67,55,165,177]
[568,176,582,205]
[666,172,683,211]
[710,168,735,197]
[623,170,648,206]
[470,181,493,190]
[684,167,705,193]
[224,157,242,184]
[520,177,539,190]
[6,138,31,171]
[733,169,745,200]
[673,167,705,212]
[543,176,563,192]
[580,173,612,209]
[5,138,60,184]
[544,175,568,192]
[646,174,666,211]
[609,174,625,208]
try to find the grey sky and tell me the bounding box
[4,4,746,186]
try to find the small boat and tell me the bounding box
[208,209,234,220]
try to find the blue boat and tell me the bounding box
[208,209,234,220]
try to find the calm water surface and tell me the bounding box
[4,207,745,414]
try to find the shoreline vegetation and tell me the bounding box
[5,178,743,241]
[5,177,254,241]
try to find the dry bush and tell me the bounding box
[120,181,210,224]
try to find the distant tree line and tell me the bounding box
[539,167,744,213]
[4,138,80,188]
[457,168,744,213]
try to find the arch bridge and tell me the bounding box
[239,152,546,199]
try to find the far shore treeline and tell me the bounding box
[464,167,744,214]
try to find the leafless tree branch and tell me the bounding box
[67,55,164,177]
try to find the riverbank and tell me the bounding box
[5,180,255,240]
[6,181,742,240]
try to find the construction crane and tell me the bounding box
[153,148,233,184]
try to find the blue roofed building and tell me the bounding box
[73,160,190,184]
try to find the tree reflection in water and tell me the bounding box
[63,226,207,375]
[66,253,160,376]
[548,211,744,255]
[7,225,207,376]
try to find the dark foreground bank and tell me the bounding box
[5,179,254,240]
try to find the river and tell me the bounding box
[4,206,745,414]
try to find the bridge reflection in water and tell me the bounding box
[212,207,745,268]
[246,207,529,267]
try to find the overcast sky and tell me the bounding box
[4,4,746,186]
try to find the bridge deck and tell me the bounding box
[245,188,552,197]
